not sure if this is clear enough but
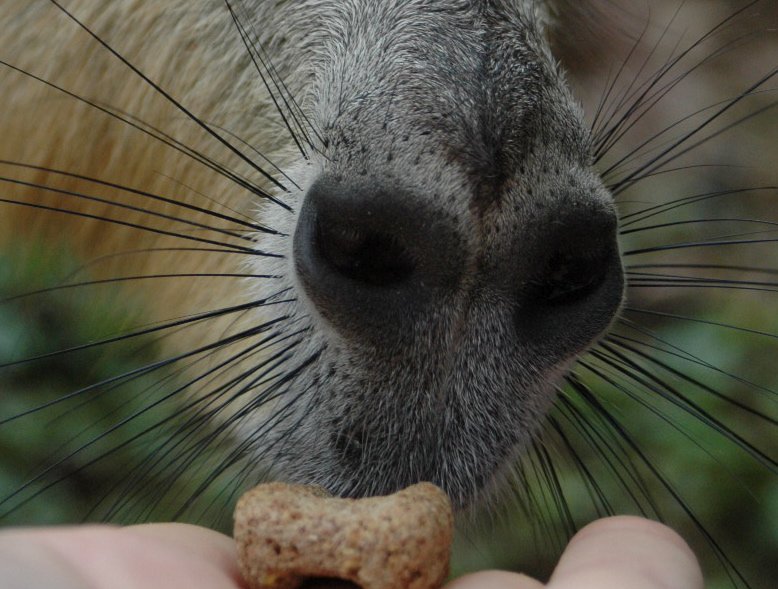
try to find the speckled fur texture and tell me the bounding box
[0,0,624,511]
[246,1,625,509]
[250,1,624,509]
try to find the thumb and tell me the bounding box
[548,516,704,589]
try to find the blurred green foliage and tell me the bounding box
[0,244,236,532]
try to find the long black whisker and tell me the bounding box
[609,324,777,413]
[0,313,296,508]
[621,307,778,342]
[209,123,301,190]
[0,167,263,242]
[610,77,778,196]
[0,273,276,306]
[0,184,268,255]
[0,60,282,210]
[44,0,292,209]
[229,0,327,150]
[593,1,762,160]
[594,338,777,468]
[0,296,290,375]
[572,358,749,587]
[224,0,310,159]
[96,330,310,521]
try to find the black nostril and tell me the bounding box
[315,217,414,287]
[515,200,624,353]
[534,242,614,306]
[293,174,464,340]
[524,200,621,309]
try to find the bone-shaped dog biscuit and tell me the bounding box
[233,482,454,589]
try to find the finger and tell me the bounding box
[548,516,704,589]
[445,570,544,589]
[0,528,88,589]
[125,523,242,583]
[1,524,245,589]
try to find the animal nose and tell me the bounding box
[292,175,466,341]
[514,198,624,352]
[293,173,624,353]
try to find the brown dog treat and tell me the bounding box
[233,482,454,589]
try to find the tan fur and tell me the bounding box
[0,1,295,346]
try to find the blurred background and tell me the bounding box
[1,1,777,588]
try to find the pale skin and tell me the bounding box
[0,516,703,589]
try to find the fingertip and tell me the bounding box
[550,516,704,589]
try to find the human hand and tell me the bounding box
[448,516,704,589]
[0,523,246,589]
[0,516,703,589]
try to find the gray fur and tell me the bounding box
[241,0,624,509]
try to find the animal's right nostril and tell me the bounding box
[293,174,464,340]
[315,217,414,287]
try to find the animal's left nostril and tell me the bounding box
[523,200,621,309]
[514,200,624,354]
[534,242,614,306]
